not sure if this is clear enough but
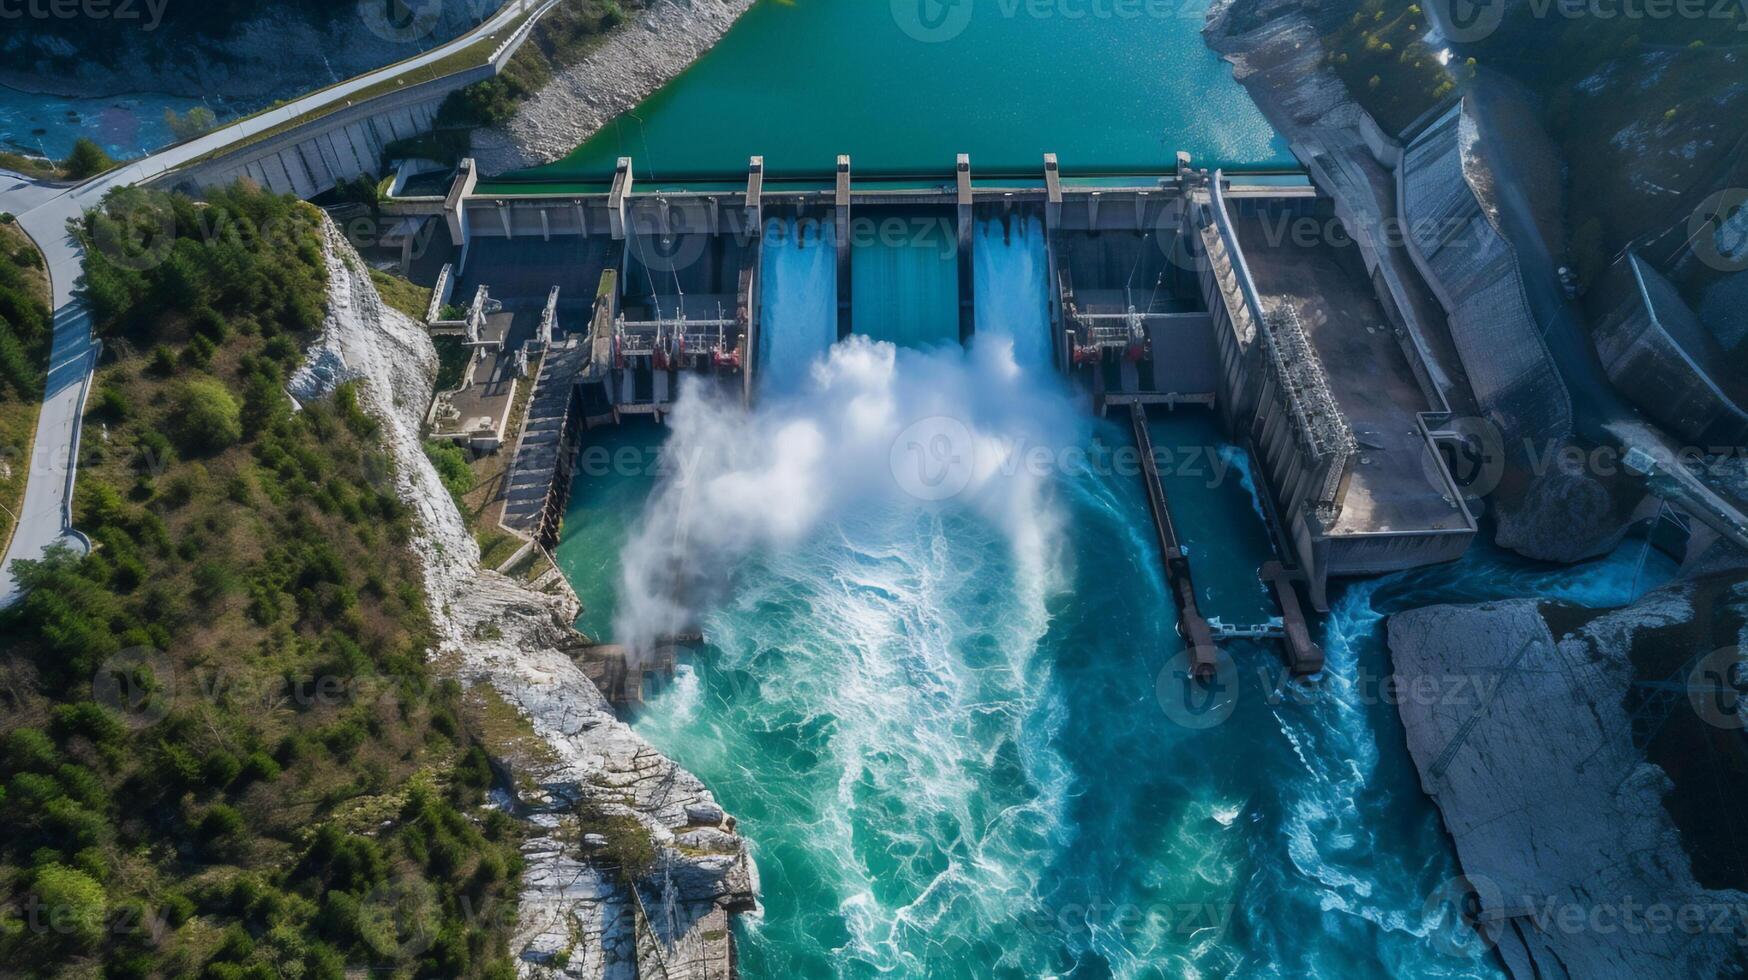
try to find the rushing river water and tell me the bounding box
[484,0,1291,188]
[558,344,1674,978]
[556,232,1678,977]
[544,2,1678,976]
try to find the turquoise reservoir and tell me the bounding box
[481,0,1292,188]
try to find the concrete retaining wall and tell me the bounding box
[155,67,491,198]
[1398,103,1572,443]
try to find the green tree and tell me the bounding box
[163,106,218,142]
[172,379,243,454]
[30,863,107,948]
[61,139,115,181]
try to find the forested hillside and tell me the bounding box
[0,185,523,979]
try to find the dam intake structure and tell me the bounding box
[407,152,1484,684]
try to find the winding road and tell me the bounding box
[0,0,558,604]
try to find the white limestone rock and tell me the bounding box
[301,216,755,979]
[471,0,758,175]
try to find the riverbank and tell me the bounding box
[297,216,756,976]
[471,0,757,175]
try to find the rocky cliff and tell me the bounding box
[1388,575,1748,978]
[470,0,756,174]
[292,216,756,978]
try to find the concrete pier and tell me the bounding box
[1130,404,1218,677]
[836,155,853,339]
[956,154,976,345]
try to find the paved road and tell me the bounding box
[0,0,553,604]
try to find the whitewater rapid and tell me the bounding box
[558,211,1680,978]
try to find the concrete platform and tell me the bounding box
[1233,212,1468,538]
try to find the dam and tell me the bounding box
[413,151,1478,672]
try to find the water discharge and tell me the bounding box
[849,213,960,349]
[973,214,1054,372]
[556,246,1680,978]
[612,334,1077,658]
[759,216,839,396]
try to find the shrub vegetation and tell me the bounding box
[0,183,523,978]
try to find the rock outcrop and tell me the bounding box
[1388,580,1748,978]
[293,216,756,978]
[470,0,757,175]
